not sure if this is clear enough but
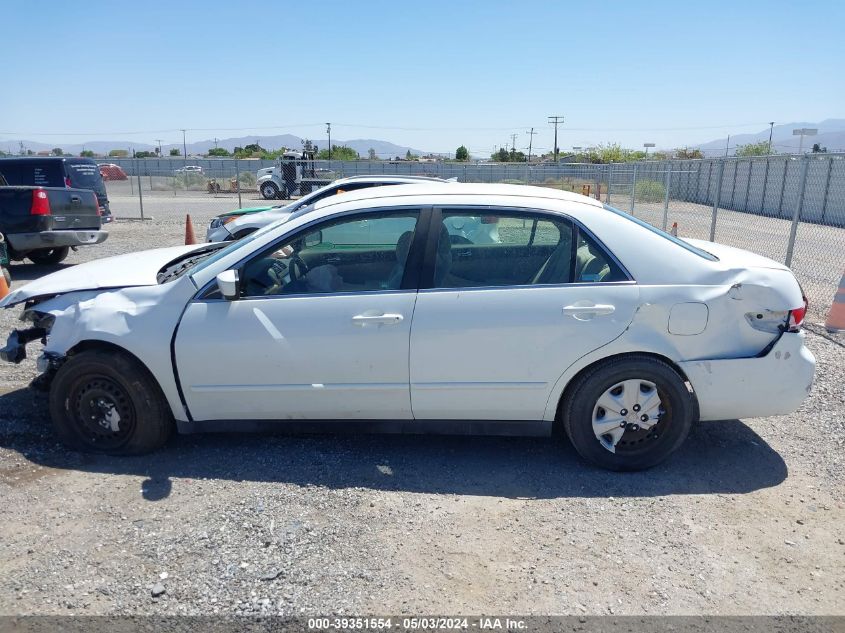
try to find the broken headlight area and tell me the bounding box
[0,310,55,364]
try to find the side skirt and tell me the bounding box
[176,418,553,437]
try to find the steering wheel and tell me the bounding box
[289,254,310,281]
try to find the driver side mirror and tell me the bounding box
[216,269,240,301]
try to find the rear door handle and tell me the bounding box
[563,303,615,320]
[352,313,404,326]
[70,195,81,204]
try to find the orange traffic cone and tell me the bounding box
[824,270,845,333]
[0,270,10,300]
[185,214,197,245]
[670,222,678,237]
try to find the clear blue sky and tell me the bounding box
[2,0,843,155]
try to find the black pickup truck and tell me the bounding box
[0,182,108,265]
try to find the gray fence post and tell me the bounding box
[709,160,725,242]
[235,156,242,209]
[821,156,833,223]
[605,164,612,203]
[136,159,144,220]
[760,157,770,213]
[662,164,672,231]
[629,164,637,215]
[785,156,810,268]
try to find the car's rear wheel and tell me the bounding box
[28,247,69,265]
[562,356,695,471]
[49,350,173,455]
[260,182,280,200]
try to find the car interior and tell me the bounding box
[238,212,627,298]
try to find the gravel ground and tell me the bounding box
[0,195,843,616]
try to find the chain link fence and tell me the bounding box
[102,154,845,320]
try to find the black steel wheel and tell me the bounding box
[49,350,173,455]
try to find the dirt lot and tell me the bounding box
[0,194,843,616]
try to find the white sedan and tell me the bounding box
[0,184,815,470]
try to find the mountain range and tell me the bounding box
[0,135,429,159]
[693,119,845,156]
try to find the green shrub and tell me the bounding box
[634,179,665,203]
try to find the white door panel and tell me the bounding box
[409,285,639,420]
[175,293,416,421]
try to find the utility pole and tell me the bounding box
[213,137,219,149]
[510,133,518,157]
[767,122,775,154]
[724,134,730,157]
[155,139,163,156]
[326,123,331,160]
[181,129,187,158]
[548,115,564,162]
[526,127,537,163]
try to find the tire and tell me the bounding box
[561,356,695,471]
[260,182,280,200]
[28,247,70,265]
[49,350,173,455]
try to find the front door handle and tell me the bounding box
[563,303,615,320]
[352,313,404,326]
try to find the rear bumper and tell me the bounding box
[680,332,815,421]
[7,230,109,251]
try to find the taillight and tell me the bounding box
[31,189,51,216]
[64,176,72,188]
[92,192,101,216]
[788,296,808,332]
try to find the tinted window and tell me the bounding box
[0,160,63,187]
[65,159,106,193]
[240,211,420,297]
[433,211,575,288]
[309,181,397,205]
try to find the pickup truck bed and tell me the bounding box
[0,186,108,264]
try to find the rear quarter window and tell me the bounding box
[65,160,106,192]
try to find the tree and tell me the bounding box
[673,147,704,159]
[455,145,469,161]
[735,141,774,157]
[207,147,230,157]
[135,151,155,158]
[317,145,358,160]
[51,148,63,156]
[169,148,181,156]
[405,149,420,161]
[368,148,377,160]
[811,143,828,153]
[80,150,95,158]
[109,149,129,158]
[244,143,265,154]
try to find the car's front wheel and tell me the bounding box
[49,350,173,455]
[260,182,280,200]
[562,356,695,471]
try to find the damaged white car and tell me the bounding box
[0,183,815,470]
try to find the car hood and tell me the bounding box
[0,244,210,308]
[683,238,790,271]
[220,204,276,218]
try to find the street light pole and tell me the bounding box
[725,135,730,157]
[326,123,331,160]
[793,127,817,154]
[181,129,187,158]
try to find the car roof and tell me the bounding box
[312,182,603,212]
[335,174,448,184]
